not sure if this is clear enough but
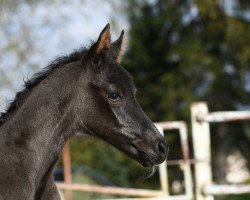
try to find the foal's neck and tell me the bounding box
[0,63,80,177]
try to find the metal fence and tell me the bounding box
[56,102,250,200]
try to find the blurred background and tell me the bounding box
[1,0,250,199]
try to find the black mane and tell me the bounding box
[0,48,87,126]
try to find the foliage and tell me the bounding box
[122,0,250,186]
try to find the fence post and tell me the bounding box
[179,123,193,199]
[62,142,73,200]
[155,125,169,197]
[191,102,214,200]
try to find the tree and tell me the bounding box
[123,0,250,192]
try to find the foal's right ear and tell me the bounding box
[109,30,125,63]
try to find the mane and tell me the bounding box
[0,47,88,126]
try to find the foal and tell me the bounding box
[0,24,167,199]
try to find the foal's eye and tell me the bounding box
[108,92,120,102]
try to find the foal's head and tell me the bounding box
[75,24,167,167]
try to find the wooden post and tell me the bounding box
[191,102,214,200]
[62,142,72,200]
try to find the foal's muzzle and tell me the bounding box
[157,140,168,161]
[134,133,168,167]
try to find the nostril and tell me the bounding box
[157,141,167,156]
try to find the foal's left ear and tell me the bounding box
[109,30,125,63]
[95,23,111,55]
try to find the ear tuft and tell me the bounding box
[96,23,111,55]
[110,30,126,63]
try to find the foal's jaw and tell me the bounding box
[107,122,167,167]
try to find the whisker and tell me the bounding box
[138,166,156,180]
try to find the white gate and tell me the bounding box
[191,102,250,200]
